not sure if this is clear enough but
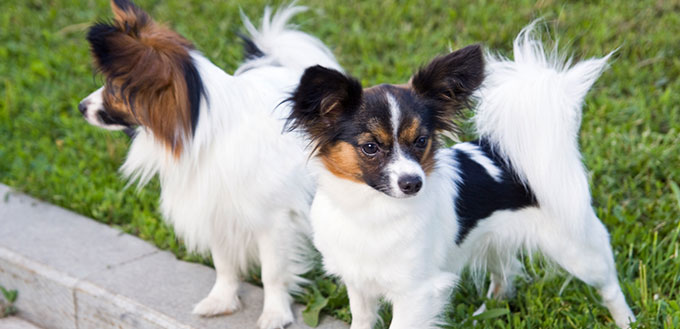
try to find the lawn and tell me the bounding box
[1,0,679,328]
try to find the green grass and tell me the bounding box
[1,0,679,328]
[0,285,18,317]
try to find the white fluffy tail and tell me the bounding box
[235,4,342,74]
[474,22,612,229]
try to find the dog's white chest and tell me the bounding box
[309,173,457,294]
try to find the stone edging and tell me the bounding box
[0,184,347,329]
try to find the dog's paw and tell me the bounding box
[257,308,294,329]
[471,302,487,326]
[192,294,241,317]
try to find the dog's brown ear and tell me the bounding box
[87,0,203,156]
[110,0,150,30]
[89,0,193,76]
[286,65,362,151]
[411,44,485,132]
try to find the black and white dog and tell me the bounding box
[286,24,635,329]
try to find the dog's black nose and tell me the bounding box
[78,101,88,115]
[398,175,422,195]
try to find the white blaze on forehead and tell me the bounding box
[386,93,401,137]
[385,92,426,197]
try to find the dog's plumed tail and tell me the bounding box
[474,22,612,229]
[236,4,342,74]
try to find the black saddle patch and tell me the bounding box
[453,139,538,244]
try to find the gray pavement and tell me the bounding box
[0,184,347,329]
[0,317,42,329]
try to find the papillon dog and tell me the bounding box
[287,24,635,329]
[78,1,341,328]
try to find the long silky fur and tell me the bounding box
[474,22,612,235]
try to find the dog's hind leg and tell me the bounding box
[487,253,522,300]
[473,254,522,316]
[536,211,635,328]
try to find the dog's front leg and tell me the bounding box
[347,283,380,329]
[389,272,456,329]
[193,244,242,316]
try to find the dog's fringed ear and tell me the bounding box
[411,44,485,132]
[287,65,362,148]
[88,0,156,76]
[110,0,150,31]
[87,0,201,156]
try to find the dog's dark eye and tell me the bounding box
[414,136,428,148]
[361,143,379,156]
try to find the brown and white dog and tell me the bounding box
[78,1,342,328]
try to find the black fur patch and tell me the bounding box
[453,139,538,244]
[238,33,265,60]
[411,44,485,133]
[182,58,205,135]
[285,65,363,154]
[96,108,130,126]
[87,22,120,73]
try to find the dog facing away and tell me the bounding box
[286,25,635,329]
[78,1,341,328]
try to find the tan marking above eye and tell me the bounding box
[366,118,392,145]
[356,132,376,145]
[399,117,422,143]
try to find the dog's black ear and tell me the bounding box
[411,44,485,132]
[287,65,362,146]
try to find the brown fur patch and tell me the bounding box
[366,118,392,145]
[399,117,421,144]
[94,0,196,157]
[319,141,363,182]
[356,132,375,145]
[102,89,136,124]
[420,138,435,174]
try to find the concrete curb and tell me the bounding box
[0,184,347,329]
[0,317,42,329]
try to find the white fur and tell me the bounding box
[308,23,634,329]
[387,93,401,137]
[467,23,633,328]
[385,93,426,198]
[80,6,340,329]
[236,4,342,75]
[474,22,614,234]
[80,87,128,131]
